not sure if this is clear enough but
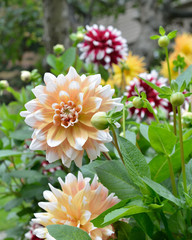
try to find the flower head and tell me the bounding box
[104,52,146,88]
[78,24,128,69]
[174,33,192,56]
[21,70,31,82]
[21,67,122,167]
[125,70,171,120]
[32,172,119,240]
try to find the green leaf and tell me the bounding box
[91,199,130,228]
[10,170,44,181]
[149,137,192,182]
[10,128,32,141]
[80,160,106,179]
[95,160,140,199]
[47,225,91,240]
[159,26,166,36]
[46,54,57,69]
[150,35,160,40]
[167,30,177,40]
[94,200,150,228]
[140,124,149,142]
[148,126,177,155]
[141,177,184,207]
[0,150,24,159]
[139,77,165,94]
[175,65,192,90]
[4,198,23,211]
[98,64,109,81]
[170,80,179,92]
[117,136,150,186]
[62,47,76,71]
[113,221,131,240]
[6,87,21,102]
[134,213,154,238]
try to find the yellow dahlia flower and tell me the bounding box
[102,51,146,88]
[21,67,122,167]
[33,172,119,240]
[174,33,192,56]
[161,51,191,80]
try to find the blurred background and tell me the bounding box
[0,0,192,102]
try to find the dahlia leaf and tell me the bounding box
[167,30,177,40]
[95,160,140,199]
[117,135,151,187]
[139,77,165,94]
[46,54,57,69]
[91,199,130,228]
[150,35,160,40]
[141,177,184,207]
[134,213,154,238]
[159,26,166,36]
[47,225,91,240]
[149,137,192,183]
[61,47,76,71]
[148,126,177,155]
[0,149,24,158]
[175,65,192,90]
[98,64,109,81]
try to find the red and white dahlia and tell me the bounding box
[25,222,43,240]
[32,172,119,240]
[20,67,122,167]
[125,70,172,121]
[78,24,128,69]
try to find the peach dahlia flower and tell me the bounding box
[21,67,122,167]
[32,172,119,240]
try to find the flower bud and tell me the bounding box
[76,32,84,41]
[132,97,144,108]
[0,80,9,90]
[91,112,109,130]
[21,70,31,82]
[158,36,170,48]
[170,92,185,106]
[53,44,65,55]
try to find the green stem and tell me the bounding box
[167,155,177,196]
[172,106,177,136]
[123,105,126,137]
[111,126,125,165]
[165,47,171,83]
[177,106,187,193]
[152,109,160,123]
[160,211,175,240]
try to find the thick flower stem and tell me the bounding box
[167,156,177,196]
[177,106,187,193]
[111,126,125,165]
[165,47,177,136]
[165,47,171,84]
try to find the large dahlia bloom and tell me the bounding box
[20,67,122,167]
[125,70,172,121]
[32,172,119,240]
[78,24,128,69]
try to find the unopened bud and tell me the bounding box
[132,97,144,108]
[158,36,170,48]
[76,32,84,41]
[21,71,31,82]
[170,92,185,106]
[53,44,65,55]
[0,80,9,90]
[91,112,109,130]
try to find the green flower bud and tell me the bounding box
[158,36,170,48]
[0,80,9,90]
[21,70,31,82]
[76,32,84,41]
[132,97,144,108]
[91,112,109,130]
[170,92,185,106]
[53,44,65,55]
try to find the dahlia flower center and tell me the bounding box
[52,101,82,128]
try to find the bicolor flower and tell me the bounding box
[125,70,172,120]
[20,67,122,167]
[32,172,119,240]
[78,24,128,69]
